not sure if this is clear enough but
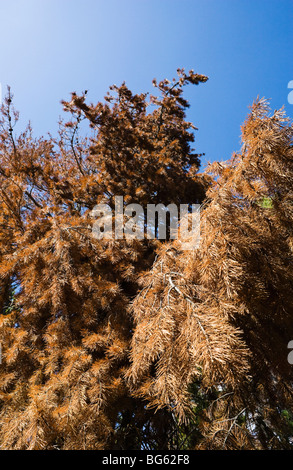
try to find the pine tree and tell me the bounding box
[1,75,292,450]
[129,98,293,449]
[0,72,209,450]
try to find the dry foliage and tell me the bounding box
[128,98,293,449]
[0,72,292,450]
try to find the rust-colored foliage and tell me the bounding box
[0,71,292,450]
[128,99,293,449]
[0,72,209,450]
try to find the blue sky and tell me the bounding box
[0,0,292,170]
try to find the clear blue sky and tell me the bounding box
[0,0,292,169]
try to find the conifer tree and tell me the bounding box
[129,99,293,449]
[0,72,209,450]
[1,74,292,450]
